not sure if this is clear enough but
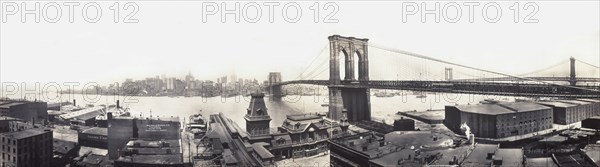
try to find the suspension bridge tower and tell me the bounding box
[328,35,371,122]
[569,57,577,86]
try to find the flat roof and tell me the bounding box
[537,101,577,108]
[1,128,51,139]
[462,144,499,167]
[556,99,591,105]
[453,102,551,115]
[0,102,25,109]
[526,157,558,167]
[81,127,107,136]
[578,99,600,103]
[54,139,77,154]
[0,116,21,121]
[583,144,600,166]
[495,148,524,167]
[117,154,183,164]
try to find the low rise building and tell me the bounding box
[114,139,184,167]
[0,99,48,124]
[107,113,181,160]
[445,100,553,139]
[270,113,342,159]
[0,116,22,133]
[537,99,600,125]
[0,128,53,167]
[582,116,600,130]
[58,106,105,126]
[52,139,78,167]
[393,117,415,131]
[79,127,108,149]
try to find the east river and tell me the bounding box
[3,91,513,130]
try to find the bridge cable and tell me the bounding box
[518,59,569,77]
[368,43,600,92]
[577,59,600,69]
[296,45,328,80]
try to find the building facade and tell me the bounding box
[245,93,272,143]
[537,99,600,125]
[269,113,339,159]
[107,113,181,160]
[0,128,53,167]
[78,127,108,149]
[445,100,553,139]
[0,100,48,124]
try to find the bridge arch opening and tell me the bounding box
[338,48,350,81]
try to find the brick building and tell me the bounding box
[444,100,553,139]
[537,99,600,125]
[0,128,53,167]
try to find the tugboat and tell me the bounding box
[187,111,208,138]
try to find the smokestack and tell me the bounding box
[73,99,76,107]
[116,100,120,109]
[107,112,113,120]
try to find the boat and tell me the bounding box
[416,94,427,98]
[187,111,208,138]
[321,104,329,107]
[374,92,394,97]
[95,106,131,127]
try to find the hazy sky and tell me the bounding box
[1,1,599,85]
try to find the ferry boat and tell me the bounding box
[187,111,208,138]
[374,92,394,97]
[95,106,131,127]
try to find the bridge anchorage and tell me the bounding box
[267,35,600,123]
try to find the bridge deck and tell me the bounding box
[270,80,600,98]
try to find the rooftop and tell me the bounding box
[462,144,499,167]
[453,101,551,115]
[54,139,77,154]
[59,106,105,120]
[526,157,558,167]
[1,128,51,139]
[556,99,591,105]
[251,143,275,159]
[583,144,600,166]
[286,113,322,121]
[117,154,183,165]
[81,127,108,136]
[495,148,524,167]
[0,116,21,121]
[536,101,577,108]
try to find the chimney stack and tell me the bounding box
[73,99,76,106]
[116,100,120,109]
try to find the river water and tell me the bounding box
[2,91,511,130]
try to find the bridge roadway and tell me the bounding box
[451,77,600,82]
[210,114,262,167]
[271,80,600,98]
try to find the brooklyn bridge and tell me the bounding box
[266,35,600,123]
